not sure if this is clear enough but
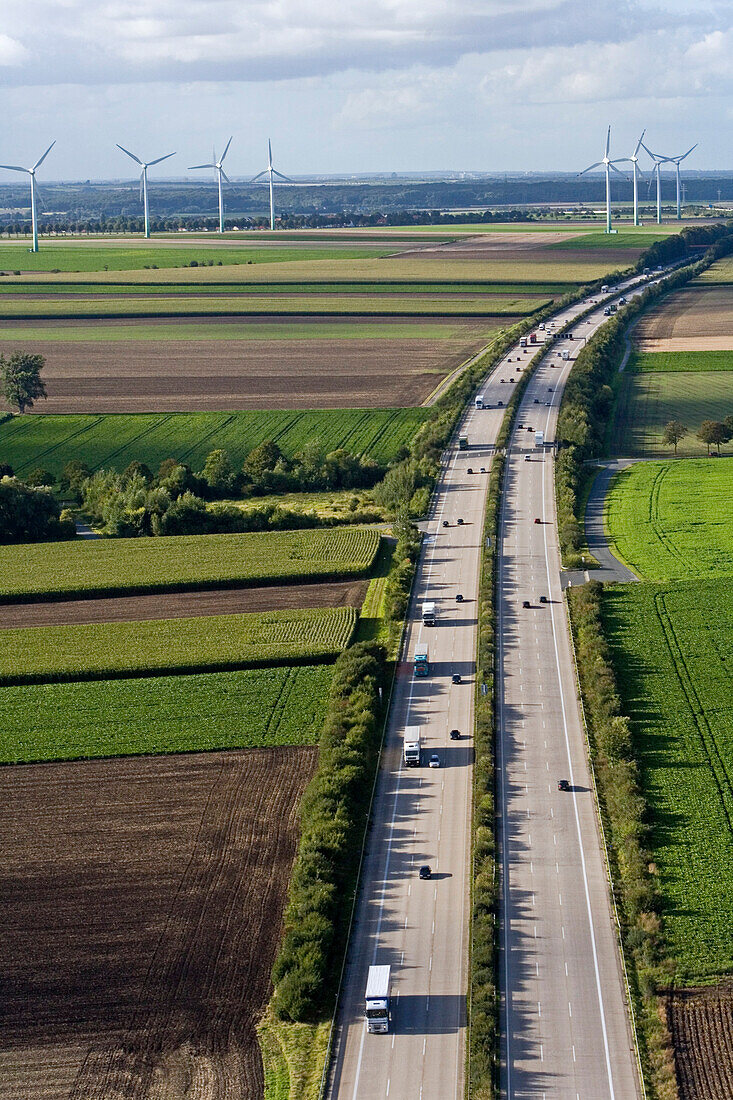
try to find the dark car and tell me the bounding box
[419,865,432,880]
[558,779,570,792]
[456,517,464,525]
[534,517,541,524]
[442,520,450,527]
[522,600,531,609]
[539,595,548,603]
[480,466,486,473]
[534,398,540,404]
[497,400,503,406]
[449,729,461,740]
[452,673,462,684]
[456,593,464,603]
[500,378,506,383]
[526,426,533,432]
[509,377,515,382]
[467,467,473,474]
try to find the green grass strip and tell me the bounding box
[629,350,733,373]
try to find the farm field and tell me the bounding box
[0,605,357,684]
[0,746,317,1098]
[610,370,733,456]
[693,255,733,284]
[0,318,502,412]
[604,459,733,579]
[0,663,332,762]
[0,279,571,296]
[0,407,430,478]
[667,984,733,1100]
[602,578,733,982]
[1,578,369,628]
[0,527,380,601]
[633,286,733,352]
[628,350,733,372]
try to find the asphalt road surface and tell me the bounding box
[329,279,654,1100]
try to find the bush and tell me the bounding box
[0,478,75,544]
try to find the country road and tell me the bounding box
[327,274,660,1099]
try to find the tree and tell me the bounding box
[26,467,55,487]
[1,352,47,413]
[662,419,688,455]
[697,419,728,455]
[201,448,237,496]
[0,479,75,543]
[243,439,283,483]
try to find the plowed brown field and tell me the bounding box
[667,983,733,1099]
[0,747,317,1100]
[635,286,733,351]
[1,577,369,627]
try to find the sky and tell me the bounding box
[0,0,730,180]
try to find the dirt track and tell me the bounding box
[667,983,733,1098]
[0,747,317,1100]
[2,578,369,627]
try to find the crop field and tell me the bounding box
[0,318,501,412]
[0,407,431,478]
[0,279,571,297]
[0,746,317,1098]
[693,256,733,285]
[667,984,733,1099]
[548,230,670,250]
[610,371,733,456]
[634,286,733,352]
[604,459,733,579]
[628,350,733,373]
[0,663,332,762]
[602,578,733,982]
[0,527,380,601]
[0,605,357,684]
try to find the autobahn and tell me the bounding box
[328,278,655,1099]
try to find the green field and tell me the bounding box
[605,459,733,579]
[611,371,733,456]
[693,257,733,285]
[602,578,733,981]
[0,663,332,763]
[0,280,571,296]
[0,527,380,600]
[0,605,356,684]
[549,230,673,250]
[0,245,396,273]
[0,293,547,320]
[0,408,430,478]
[628,350,733,373]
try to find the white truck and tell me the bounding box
[535,430,545,447]
[365,965,391,1033]
[422,601,437,626]
[474,394,485,409]
[403,725,421,767]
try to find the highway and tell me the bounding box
[328,281,652,1100]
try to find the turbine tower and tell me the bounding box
[116,145,176,238]
[251,140,291,230]
[0,142,56,252]
[641,142,669,225]
[190,137,233,234]
[629,130,646,227]
[578,126,628,234]
[665,144,698,220]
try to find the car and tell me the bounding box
[522,600,531,609]
[567,332,573,339]
[509,377,515,382]
[619,296,627,304]
[539,595,548,603]
[545,401,552,406]
[548,386,553,391]
[449,729,461,740]
[558,779,570,792]
[524,454,532,461]
[497,400,503,406]
[452,673,462,684]
[467,467,473,474]
[500,378,506,383]
[533,398,540,404]
[534,517,541,524]
[480,466,486,473]
[526,426,533,432]
[419,865,432,880]
[518,422,524,428]
[457,517,464,525]
[429,754,440,768]
[455,593,464,602]
[507,357,512,362]
[442,520,450,528]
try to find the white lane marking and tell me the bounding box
[386,1079,390,1096]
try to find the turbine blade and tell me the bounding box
[220,136,233,163]
[605,125,611,158]
[250,170,267,183]
[640,141,656,160]
[609,162,628,178]
[147,152,175,166]
[578,162,602,175]
[268,139,273,168]
[117,144,143,165]
[220,169,231,184]
[189,163,216,170]
[272,170,291,181]
[139,170,145,202]
[680,143,698,161]
[634,128,646,157]
[32,141,56,172]
[0,164,29,173]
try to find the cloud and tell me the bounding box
[0,0,704,85]
[0,34,28,66]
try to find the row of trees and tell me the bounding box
[663,416,733,454]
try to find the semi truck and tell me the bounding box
[414,646,429,676]
[458,436,469,450]
[535,430,545,447]
[403,726,421,766]
[422,601,437,626]
[365,965,391,1033]
[474,394,485,409]
[529,332,538,344]
[519,336,527,347]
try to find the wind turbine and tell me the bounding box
[0,142,56,252]
[190,137,233,234]
[641,142,669,225]
[116,144,176,238]
[251,140,291,231]
[578,127,629,233]
[629,130,646,227]
[665,144,698,220]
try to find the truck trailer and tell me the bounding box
[422,601,437,626]
[365,965,391,1033]
[403,725,421,766]
[535,430,545,447]
[414,645,429,676]
[474,394,485,409]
